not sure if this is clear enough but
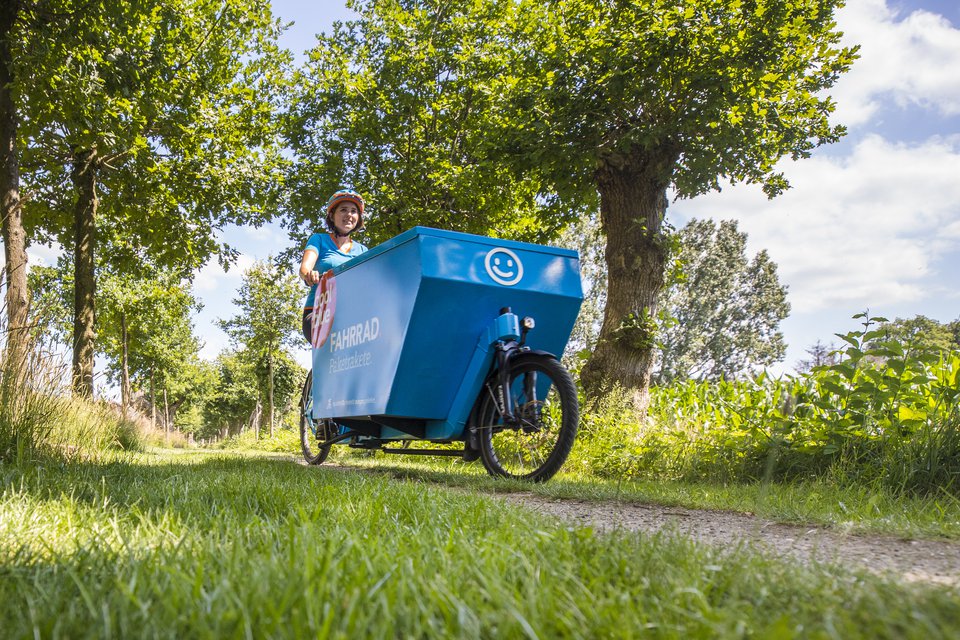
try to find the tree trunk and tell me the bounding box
[580,155,673,415]
[248,399,261,438]
[267,349,274,439]
[71,148,98,397]
[150,366,156,430]
[163,387,169,442]
[0,2,29,373]
[120,310,130,418]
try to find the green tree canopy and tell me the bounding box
[25,260,73,345]
[27,256,204,420]
[284,0,570,249]
[252,349,306,428]
[285,0,855,413]
[564,216,789,382]
[202,350,259,439]
[872,316,960,355]
[98,267,203,416]
[15,0,289,395]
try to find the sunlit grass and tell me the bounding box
[323,454,960,540]
[4,451,956,638]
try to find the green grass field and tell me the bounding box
[291,449,960,540]
[2,451,958,639]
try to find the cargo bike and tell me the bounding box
[299,227,583,482]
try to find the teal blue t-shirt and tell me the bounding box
[302,233,367,312]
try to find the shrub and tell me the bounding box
[217,426,299,454]
[571,315,960,494]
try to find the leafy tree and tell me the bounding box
[564,216,788,382]
[159,358,217,436]
[252,349,306,428]
[492,0,856,411]
[98,267,202,419]
[26,256,203,424]
[558,214,608,362]
[290,0,854,413]
[285,0,567,248]
[873,316,959,354]
[15,0,289,396]
[25,260,72,345]
[202,350,259,440]
[655,219,789,382]
[219,259,301,438]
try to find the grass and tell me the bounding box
[1,332,143,464]
[294,453,960,540]
[2,450,958,638]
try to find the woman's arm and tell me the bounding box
[299,248,320,285]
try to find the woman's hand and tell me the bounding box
[303,269,321,285]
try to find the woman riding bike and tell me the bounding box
[298,189,368,343]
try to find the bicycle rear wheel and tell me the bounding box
[475,354,578,482]
[299,370,332,465]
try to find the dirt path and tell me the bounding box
[497,492,960,586]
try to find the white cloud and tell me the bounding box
[673,134,960,313]
[943,218,960,239]
[193,254,256,293]
[25,242,66,269]
[832,0,960,125]
[240,223,287,245]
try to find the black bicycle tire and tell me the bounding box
[299,370,330,465]
[476,354,578,482]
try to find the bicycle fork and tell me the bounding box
[463,307,546,451]
[494,342,519,427]
[490,307,541,430]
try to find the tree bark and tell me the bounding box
[267,349,274,439]
[247,399,261,438]
[0,1,29,373]
[150,365,156,430]
[163,387,169,442]
[580,153,674,415]
[71,149,98,397]
[120,310,130,418]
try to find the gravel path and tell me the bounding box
[497,492,960,586]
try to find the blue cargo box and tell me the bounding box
[310,227,582,438]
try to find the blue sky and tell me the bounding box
[24,0,960,393]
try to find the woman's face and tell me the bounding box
[332,202,360,235]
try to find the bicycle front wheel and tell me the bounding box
[475,354,578,482]
[299,370,331,465]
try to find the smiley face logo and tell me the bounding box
[484,248,524,286]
